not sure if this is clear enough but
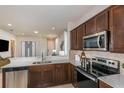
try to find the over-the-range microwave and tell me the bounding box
[83,31,109,51]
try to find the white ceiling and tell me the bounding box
[0,5,96,37]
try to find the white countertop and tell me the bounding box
[98,74,124,88]
[1,57,69,68]
[1,60,70,68]
[0,57,80,68]
[69,60,81,66]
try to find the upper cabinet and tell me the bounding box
[96,11,109,32]
[70,24,85,50]
[85,10,109,36]
[70,5,124,53]
[85,18,96,35]
[76,24,85,50]
[110,6,124,53]
[70,29,77,50]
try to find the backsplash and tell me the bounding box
[69,50,124,74]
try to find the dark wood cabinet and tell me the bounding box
[85,10,109,36]
[28,63,71,88]
[99,80,112,88]
[55,63,70,84]
[96,11,109,32]
[109,6,124,53]
[85,18,96,35]
[70,29,77,50]
[76,24,85,50]
[28,65,55,88]
[70,24,85,50]
[70,64,77,87]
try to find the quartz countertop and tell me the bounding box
[0,57,81,68]
[98,74,124,88]
[69,60,81,66]
[1,60,70,68]
[1,57,69,68]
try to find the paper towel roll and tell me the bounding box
[75,55,80,62]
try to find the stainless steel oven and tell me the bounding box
[75,57,120,88]
[83,31,108,51]
[76,67,98,88]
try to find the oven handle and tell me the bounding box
[76,68,97,82]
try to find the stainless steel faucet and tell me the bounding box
[41,52,44,61]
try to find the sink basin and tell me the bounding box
[32,61,52,64]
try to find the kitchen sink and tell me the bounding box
[32,61,52,64]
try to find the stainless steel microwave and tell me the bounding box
[83,31,108,51]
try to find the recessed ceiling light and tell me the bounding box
[34,31,39,34]
[52,27,55,30]
[8,24,12,27]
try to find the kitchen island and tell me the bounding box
[0,57,80,88]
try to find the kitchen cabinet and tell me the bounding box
[86,10,109,36]
[109,6,124,53]
[28,63,71,88]
[99,80,112,88]
[76,24,85,50]
[55,63,70,84]
[70,24,85,50]
[28,65,55,88]
[96,11,109,32]
[85,18,96,35]
[70,29,77,50]
[70,64,77,87]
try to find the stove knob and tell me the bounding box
[112,62,115,65]
[108,62,111,64]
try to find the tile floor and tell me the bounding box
[49,83,74,88]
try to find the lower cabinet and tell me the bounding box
[28,65,55,88]
[99,80,112,88]
[55,64,70,84]
[28,63,71,88]
[70,64,77,87]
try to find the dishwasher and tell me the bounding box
[0,69,2,88]
[2,67,28,88]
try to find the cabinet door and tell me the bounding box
[110,6,124,53]
[96,11,109,32]
[40,65,55,87]
[70,29,77,50]
[70,64,77,87]
[85,18,96,35]
[28,65,55,88]
[55,64,70,84]
[76,24,85,50]
[28,66,42,88]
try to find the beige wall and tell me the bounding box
[0,29,16,58]
[47,38,55,56]
[16,36,47,57]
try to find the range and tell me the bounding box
[75,57,120,88]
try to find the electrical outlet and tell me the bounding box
[122,63,124,68]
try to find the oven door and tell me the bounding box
[83,31,108,51]
[76,68,98,88]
